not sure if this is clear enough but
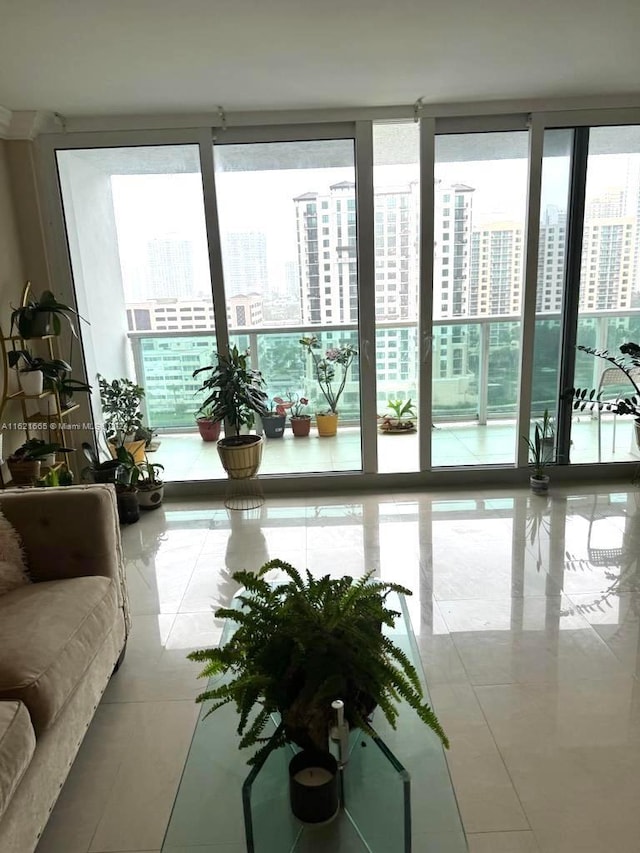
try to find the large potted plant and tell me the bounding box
[98,375,147,462]
[300,336,358,437]
[192,345,268,479]
[572,342,640,448]
[188,558,449,761]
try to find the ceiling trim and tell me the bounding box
[3,111,61,140]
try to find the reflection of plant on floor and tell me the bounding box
[526,497,551,573]
[561,506,640,619]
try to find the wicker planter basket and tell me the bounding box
[217,435,264,479]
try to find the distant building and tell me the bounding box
[221,232,268,297]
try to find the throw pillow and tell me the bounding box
[0,509,30,595]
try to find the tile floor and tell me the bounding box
[36,482,640,852]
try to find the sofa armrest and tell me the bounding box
[0,484,130,632]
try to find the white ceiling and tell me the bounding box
[1,0,640,117]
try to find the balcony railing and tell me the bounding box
[128,309,640,432]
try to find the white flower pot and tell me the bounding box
[20,370,43,396]
[38,395,57,416]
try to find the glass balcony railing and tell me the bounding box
[129,310,640,433]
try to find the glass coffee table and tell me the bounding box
[161,591,468,853]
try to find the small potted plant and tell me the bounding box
[378,398,417,433]
[136,459,165,510]
[98,375,147,462]
[261,397,291,439]
[53,370,93,411]
[81,441,124,485]
[7,438,72,486]
[195,405,222,442]
[188,559,449,820]
[10,287,85,339]
[285,393,311,437]
[300,336,358,436]
[192,346,269,480]
[523,409,553,494]
[8,350,71,398]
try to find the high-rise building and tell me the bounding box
[221,231,268,297]
[146,236,195,299]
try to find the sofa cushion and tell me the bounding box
[0,701,36,822]
[0,509,30,596]
[0,576,118,735]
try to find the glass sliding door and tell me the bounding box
[529,129,573,461]
[431,132,529,467]
[572,126,640,464]
[213,139,361,474]
[56,144,217,482]
[372,122,420,473]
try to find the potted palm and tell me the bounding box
[188,559,449,821]
[192,345,269,479]
[195,405,222,442]
[522,409,553,494]
[300,336,358,437]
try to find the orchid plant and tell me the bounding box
[300,335,358,414]
[275,391,309,419]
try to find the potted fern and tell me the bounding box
[188,559,449,820]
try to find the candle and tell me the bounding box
[293,766,334,787]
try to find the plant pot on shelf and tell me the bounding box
[290,416,311,437]
[7,459,41,486]
[262,414,286,439]
[316,412,339,437]
[289,749,340,825]
[38,394,57,416]
[19,370,43,396]
[217,435,263,479]
[196,418,221,442]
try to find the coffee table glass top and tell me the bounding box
[161,590,468,853]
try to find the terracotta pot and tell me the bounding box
[197,418,221,442]
[316,412,339,437]
[291,416,311,437]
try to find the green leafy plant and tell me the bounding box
[188,559,449,766]
[81,441,123,484]
[10,289,85,339]
[8,438,73,462]
[98,375,146,444]
[192,345,268,436]
[522,409,554,478]
[300,336,358,414]
[137,459,164,488]
[386,398,416,419]
[572,342,640,419]
[8,349,71,378]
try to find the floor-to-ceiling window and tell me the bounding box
[213,137,362,475]
[56,145,217,479]
[572,125,640,464]
[431,132,529,467]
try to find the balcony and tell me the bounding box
[129,310,640,481]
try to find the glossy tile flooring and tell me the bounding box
[154,415,639,481]
[36,483,640,852]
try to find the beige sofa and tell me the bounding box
[0,484,130,853]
